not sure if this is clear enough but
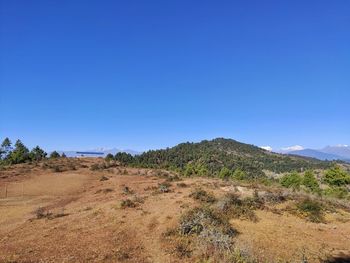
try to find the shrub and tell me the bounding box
[105,153,114,161]
[120,199,137,208]
[280,172,302,190]
[302,170,320,193]
[190,188,216,203]
[296,198,324,223]
[218,167,232,179]
[179,207,235,237]
[216,193,260,222]
[50,151,61,159]
[122,186,134,195]
[231,168,248,181]
[323,166,350,186]
[158,182,171,193]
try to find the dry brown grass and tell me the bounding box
[0,158,349,262]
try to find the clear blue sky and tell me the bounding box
[1,0,349,152]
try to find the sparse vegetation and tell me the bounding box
[216,193,260,222]
[189,188,216,203]
[120,199,137,208]
[296,198,325,223]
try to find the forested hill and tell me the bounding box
[130,138,332,178]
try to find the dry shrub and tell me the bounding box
[120,196,144,209]
[158,182,172,193]
[296,198,324,223]
[190,188,216,203]
[34,207,69,220]
[216,193,261,222]
[120,199,137,209]
[122,186,134,195]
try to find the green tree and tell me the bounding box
[50,151,61,159]
[8,139,30,164]
[218,167,231,179]
[29,146,47,161]
[61,153,67,158]
[302,170,320,193]
[114,152,134,165]
[105,153,114,161]
[1,137,12,159]
[280,172,302,190]
[323,165,350,186]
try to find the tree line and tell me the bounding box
[0,137,63,165]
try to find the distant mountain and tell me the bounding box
[132,138,332,177]
[288,149,346,161]
[321,145,350,159]
[57,148,141,157]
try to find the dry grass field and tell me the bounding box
[0,158,350,263]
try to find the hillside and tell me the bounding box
[132,138,332,177]
[1,158,350,262]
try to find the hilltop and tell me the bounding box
[129,138,333,177]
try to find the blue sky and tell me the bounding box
[1,0,349,152]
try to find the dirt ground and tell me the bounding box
[0,158,349,263]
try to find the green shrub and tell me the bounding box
[105,153,114,161]
[280,172,302,190]
[323,166,350,186]
[231,168,248,180]
[218,167,231,179]
[302,170,320,193]
[50,151,61,159]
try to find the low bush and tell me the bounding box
[190,188,216,203]
[216,193,260,222]
[158,182,171,193]
[122,186,134,195]
[296,198,324,223]
[120,199,137,208]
